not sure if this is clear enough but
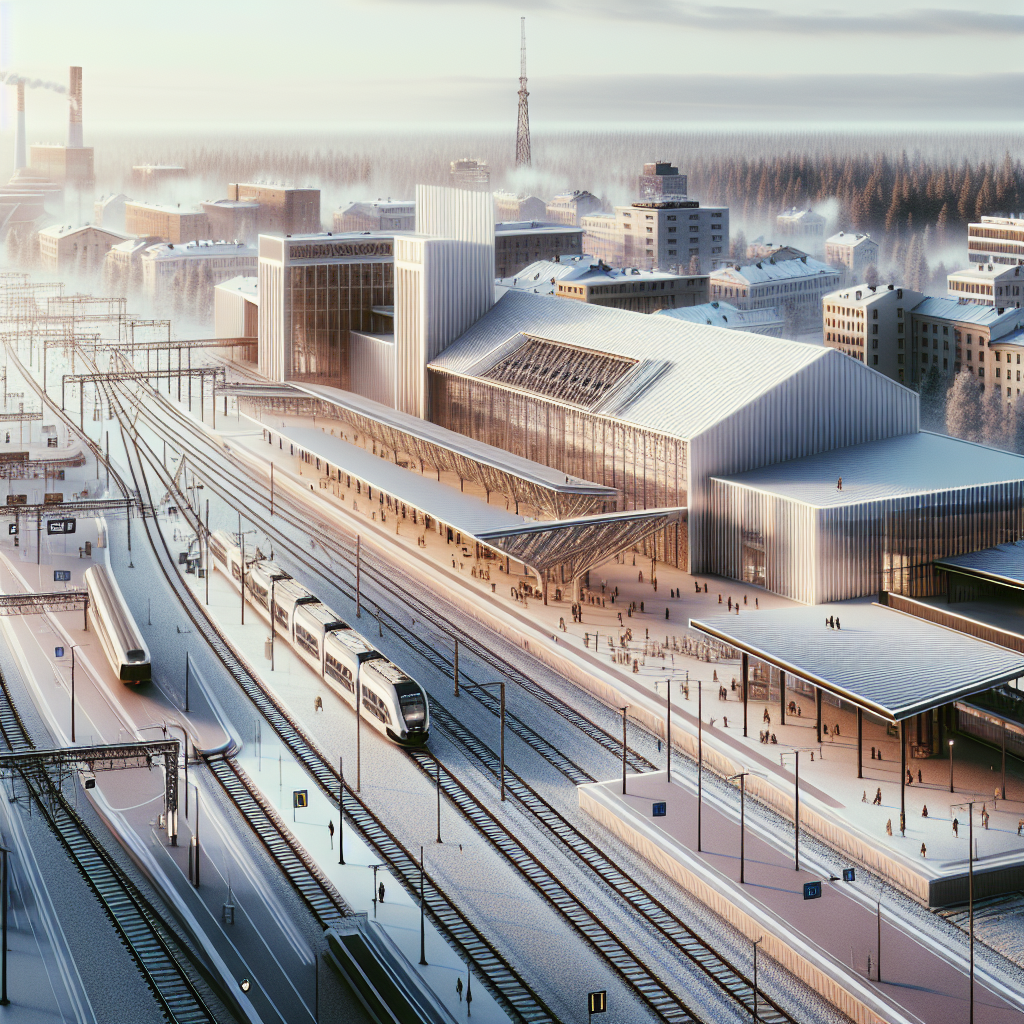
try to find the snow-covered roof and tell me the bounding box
[125,201,203,215]
[710,257,837,286]
[777,208,826,223]
[655,301,783,331]
[430,289,846,440]
[824,283,915,307]
[339,199,414,212]
[826,231,877,248]
[215,276,258,300]
[498,257,594,294]
[38,223,133,241]
[912,297,1024,327]
[142,240,257,260]
[496,221,581,235]
[948,264,1024,282]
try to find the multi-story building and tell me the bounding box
[333,200,415,234]
[582,200,728,274]
[745,239,810,262]
[637,162,687,201]
[947,263,1024,307]
[125,202,208,244]
[93,193,128,232]
[201,199,260,244]
[656,300,784,337]
[228,183,321,235]
[709,256,838,330]
[131,165,187,192]
[449,159,490,191]
[546,190,603,227]
[493,192,547,222]
[910,297,1024,385]
[140,240,257,302]
[823,283,922,382]
[968,215,1024,266]
[37,224,133,274]
[825,231,879,281]
[776,208,826,255]
[552,262,707,313]
[102,238,150,294]
[214,276,259,340]
[494,221,583,278]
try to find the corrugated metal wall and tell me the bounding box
[350,332,396,409]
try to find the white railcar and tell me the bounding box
[84,565,152,684]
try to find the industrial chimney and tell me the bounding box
[13,80,25,172]
[67,65,83,149]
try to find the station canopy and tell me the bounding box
[266,423,683,579]
[290,383,619,520]
[690,601,1024,722]
[935,542,1024,591]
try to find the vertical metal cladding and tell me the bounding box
[13,79,24,172]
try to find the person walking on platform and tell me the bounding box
[953,818,959,837]
[886,819,892,836]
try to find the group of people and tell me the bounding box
[825,615,841,630]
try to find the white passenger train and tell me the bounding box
[208,530,429,746]
[84,565,152,684]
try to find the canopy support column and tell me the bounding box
[857,708,863,779]
[779,670,786,725]
[900,721,906,826]
[741,652,748,738]
[815,688,822,744]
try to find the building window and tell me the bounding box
[897,323,904,334]
[872,309,878,319]
[872,355,878,365]
[872,325,878,335]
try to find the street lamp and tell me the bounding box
[697,676,703,853]
[434,755,443,844]
[620,706,629,795]
[368,863,382,917]
[949,739,955,793]
[951,800,976,1024]
[779,748,816,871]
[0,845,9,1006]
[338,756,345,866]
[270,577,277,672]
[753,935,763,1023]
[419,845,427,967]
[728,771,750,884]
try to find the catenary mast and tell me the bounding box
[515,16,531,168]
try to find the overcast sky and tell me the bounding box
[6,0,1023,130]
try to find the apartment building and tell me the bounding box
[655,300,784,337]
[583,200,728,274]
[228,183,321,235]
[947,263,1023,307]
[38,224,133,274]
[334,200,415,234]
[125,202,207,244]
[494,221,583,278]
[968,215,1024,266]
[823,283,922,383]
[140,240,257,302]
[775,208,826,255]
[825,231,879,282]
[493,192,547,222]
[545,190,603,226]
[553,262,707,313]
[710,256,839,329]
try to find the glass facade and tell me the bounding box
[286,261,393,386]
[709,479,1024,604]
[430,369,688,566]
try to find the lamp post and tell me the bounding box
[184,651,191,714]
[369,863,381,917]
[69,645,79,743]
[435,756,443,844]
[697,677,703,853]
[753,935,763,1023]
[270,577,277,672]
[0,845,9,1006]
[239,514,245,625]
[419,845,427,966]
[728,771,750,884]
[621,706,629,795]
[204,499,210,606]
[665,676,672,783]
[949,739,955,793]
[951,800,976,1024]
[780,749,815,871]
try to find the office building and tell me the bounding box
[449,159,490,191]
[256,232,395,387]
[582,200,729,274]
[910,298,1024,384]
[493,191,546,222]
[776,208,826,255]
[709,256,839,330]
[638,162,687,200]
[552,262,707,313]
[214,276,259,340]
[37,223,133,274]
[825,231,880,281]
[28,66,93,187]
[546,190,603,227]
[334,200,415,234]
[947,264,1023,308]
[968,215,1024,266]
[125,202,207,244]
[494,221,583,278]
[201,199,260,244]
[141,240,257,302]
[656,300,784,337]
[228,183,321,235]
[823,283,922,383]
[93,193,128,232]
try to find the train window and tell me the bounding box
[295,624,319,658]
[231,562,241,581]
[362,690,391,725]
[209,538,226,563]
[325,655,354,691]
[274,604,289,626]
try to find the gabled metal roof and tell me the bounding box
[429,290,838,440]
[936,542,1024,590]
[691,602,1024,721]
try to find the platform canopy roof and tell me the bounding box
[935,543,1024,591]
[690,601,1024,722]
[265,423,683,578]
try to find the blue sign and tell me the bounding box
[803,881,823,900]
[54,646,64,659]
[842,868,856,883]
[53,570,71,582]
[652,801,667,817]
[7,524,16,535]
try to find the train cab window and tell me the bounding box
[395,683,426,727]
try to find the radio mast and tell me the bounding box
[515,17,531,168]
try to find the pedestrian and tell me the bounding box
[835,618,841,630]
[917,769,922,784]
[704,583,707,592]
[328,820,335,846]
[983,809,990,830]
[378,882,385,903]
[456,978,463,1002]
[723,716,729,729]
[886,819,892,836]
[1018,819,1024,836]
[763,708,770,724]
[862,790,868,803]
[900,812,906,836]
[695,581,700,594]
[797,706,802,717]
[920,843,927,858]
[744,595,747,605]
[837,476,843,491]
[823,724,829,736]
[906,769,913,786]
[834,723,840,737]
[870,746,875,760]
[718,594,722,604]
[315,695,323,713]
[874,788,882,805]
[755,598,759,609]
[770,733,777,744]
[727,597,732,611]
[922,804,928,818]
[953,818,959,837]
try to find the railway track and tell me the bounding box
[0,670,217,1024]
[98,378,560,1024]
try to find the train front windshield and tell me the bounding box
[395,683,427,728]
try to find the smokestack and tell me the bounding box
[67,65,82,149]
[13,80,25,172]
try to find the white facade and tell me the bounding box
[656,300,784,337]
[947,263,1024,308]
[493,192,547,222]
[38,223,133,274]
[776,209,826,255]
[334,200,415,233]
[93,193,128,232]
[710,257,840,329]
[825,231,880,281]
[141,240,257,302]
[823,283,922,383]
[214,276,258,339]
[968,215,1024,266]
[545,191,603,226]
